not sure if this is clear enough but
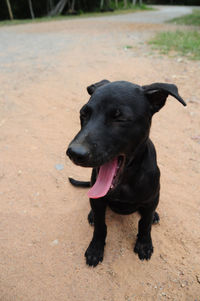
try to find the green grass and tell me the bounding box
[0,17,67,27]
[0,5,153,27]
[168,9,200,26]
[149,30,200,60]
[149,9,200,60]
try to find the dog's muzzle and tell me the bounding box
[67,143,90,165]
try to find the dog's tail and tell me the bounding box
[68,177,90,188]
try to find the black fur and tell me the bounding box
[67,80,186,267]
[68,177,90,188]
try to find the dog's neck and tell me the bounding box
[126,139,149,169]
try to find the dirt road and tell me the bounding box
[0,6,200,301]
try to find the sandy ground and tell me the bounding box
[0,6,200,301]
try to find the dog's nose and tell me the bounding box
[66,144,89,164]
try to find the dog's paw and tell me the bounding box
[87,210,94,226]
[152,211,160,224]
[134,238,153,260]
[85,239,105,267]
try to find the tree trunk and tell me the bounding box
[124,0,127,8]
[139,0,143,5]
[48,0,68,16]
[5,0,14,20]
[105,0,110,8]
[115,0,118,8]
[28,0,35,19]
[132,0,137,5]
[100,0,104,10]
[71,0,75,11]
[47,0,54,13]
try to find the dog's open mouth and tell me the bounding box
[88,155,125,199]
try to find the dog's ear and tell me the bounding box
[87,80,110,95]
[142,83,186,114]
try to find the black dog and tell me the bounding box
[66,80,186,267]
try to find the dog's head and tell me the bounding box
[67,80,186,198]
[67,79,186,168]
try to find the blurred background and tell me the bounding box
[1,0,200,21]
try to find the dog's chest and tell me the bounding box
[109,167,143,204]
[107,184,139,214]
[110,183,134,201]
[106,183,141,214]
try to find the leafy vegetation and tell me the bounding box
[149,9,200,60]
[1,0,148,21]
[168,9,200,26]
[149,30,200,60]
[0,4,152,27]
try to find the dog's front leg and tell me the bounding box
[134,206,155,260]
[85,198,107,267]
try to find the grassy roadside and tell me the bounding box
[149,9,200,60]
[168,9,200,26]
[0,5,152,27]
[149,30,200,60]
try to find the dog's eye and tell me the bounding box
[111,109,127,122]
[110,109,132,124]
[113,109,121,118]
[80,110,89,126]
[80,105,92,126]
[80,111,87,120]
[111,109,121,119]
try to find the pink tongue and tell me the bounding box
[88,158,118,199]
